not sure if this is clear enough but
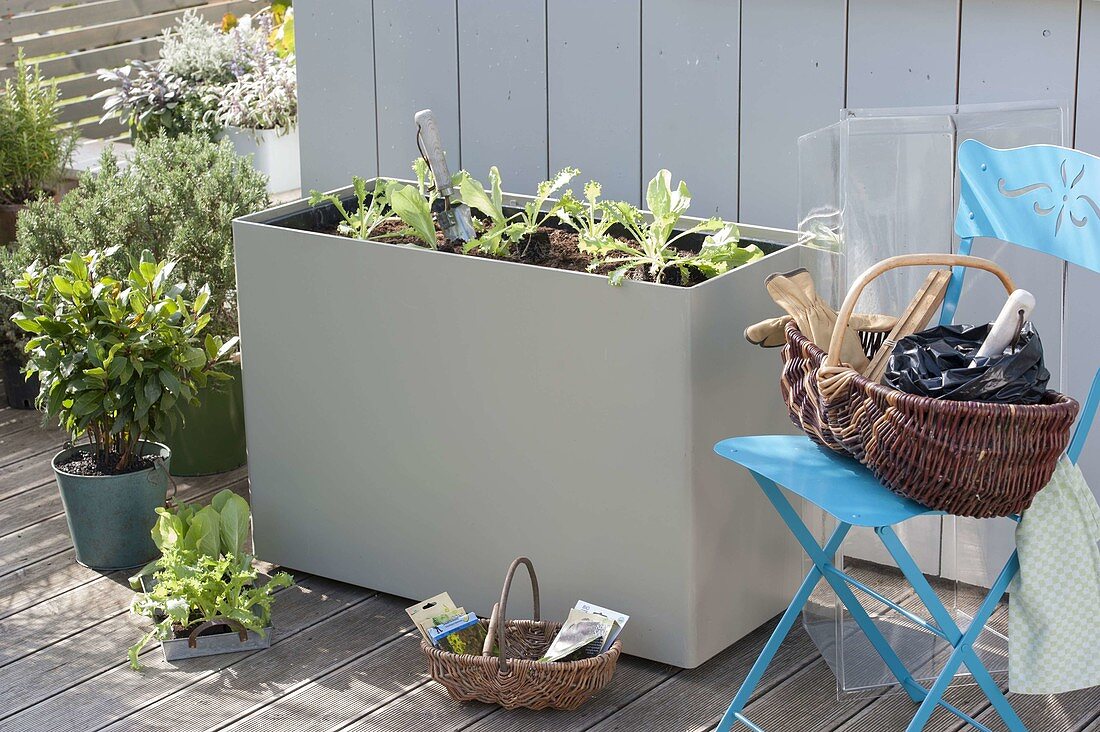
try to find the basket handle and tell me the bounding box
[483,556,541,673]
[187,617,249,647]
[824,254,1016,368]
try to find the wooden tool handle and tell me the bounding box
[824,254,1016,368]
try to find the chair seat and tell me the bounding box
[714,434,942,528]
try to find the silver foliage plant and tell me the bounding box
[97,8,296,140]
[159,10,236,84]
[210,12,297,136]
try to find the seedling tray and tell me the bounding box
[138,576,272,662]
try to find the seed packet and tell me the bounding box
[539,609,614,662]
[406,593,463,641]
[574,600,629,652]
[427,612,488,655]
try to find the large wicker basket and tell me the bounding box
[781,253,1079,518]
[420,557,622,711]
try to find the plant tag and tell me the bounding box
[575,600,629,652]
[406,593,463,641]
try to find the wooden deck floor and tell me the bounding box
[1,401,1098,732]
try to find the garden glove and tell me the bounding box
[744,312,897,349]
[764,268,871,370]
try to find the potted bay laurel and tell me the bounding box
[11,135,268,474]
[10,249,239,570]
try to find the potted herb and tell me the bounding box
[10,249,238,570]
[129,488,292,669]
[97,6,298,193]
[10,134,268,474]
[210,8,299,193]
[0,52,76,245]
[233,156,805,668]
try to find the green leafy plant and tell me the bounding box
[584,170,764,285]
[128,487,292,669]
[10,135,268,340]
[309,165,438,248]
[10,249,239,471]
[0,52,76,205]
[456,167,578,256]
[386,181,437,248]
[309,176,396,240]
[556,180,614,250]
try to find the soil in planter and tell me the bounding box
[56,450,156,476]
[315,209,738,285]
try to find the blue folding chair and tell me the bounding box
[714,140,1100,732]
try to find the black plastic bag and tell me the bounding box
[884,323,1049,404]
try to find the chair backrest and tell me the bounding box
[946,139,1100,464]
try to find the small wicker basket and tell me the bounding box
[420,557,622,711]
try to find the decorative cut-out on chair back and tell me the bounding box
[955,139,1100,273]
[952,139,1100,464]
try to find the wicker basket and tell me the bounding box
[781,253,1079,518]
[420,557,622,711]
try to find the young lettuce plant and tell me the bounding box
[456,166,579,257]
[309,176,395,240]
[127,488,293,669]
[587,170,764,285]
[556,180,615,253]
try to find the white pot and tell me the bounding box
[219,127,301,195]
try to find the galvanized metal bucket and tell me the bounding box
[52,441,171,570]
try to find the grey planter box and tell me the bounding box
[233,183,807,668]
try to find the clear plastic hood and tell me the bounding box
[797,101,1066,314]
[795,100,1067,697]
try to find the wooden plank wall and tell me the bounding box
[0,0,255,139]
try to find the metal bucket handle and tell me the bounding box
[151,455,178,507]
[187,617,249,647]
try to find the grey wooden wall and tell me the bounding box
[297,0,1098,447]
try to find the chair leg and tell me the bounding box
[754,476,926,704]
[877,526,1027,732]
[717,521,851,732]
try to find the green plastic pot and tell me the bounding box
[163,362,247,476]
[52,441,170,570]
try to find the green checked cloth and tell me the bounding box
[1010,457,1100,694]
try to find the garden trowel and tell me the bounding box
[414,109,476,244]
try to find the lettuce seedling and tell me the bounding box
[557,180,616,253]
[309,176,395,240]
[386,181,437,248]
[456,167,579,257]
[587,170,764,285]
[127,489,293,670]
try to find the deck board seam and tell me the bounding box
[0,439,65,470]
[0,478,54,506]
[207,629,425,732]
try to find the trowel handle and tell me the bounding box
[414,109,453,195]
[974,288,1035,361]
